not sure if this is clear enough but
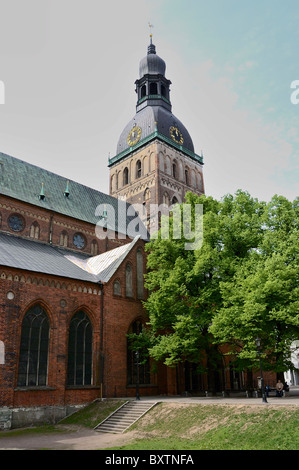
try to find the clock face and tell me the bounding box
[170,126,184,145]
[73,233,86,249]
[8,214,24,232]
[127,126,142,146]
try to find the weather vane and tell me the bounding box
[148,22,154,39]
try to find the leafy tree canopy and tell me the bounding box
[142,190,299,375]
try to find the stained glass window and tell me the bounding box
[17,305,49,387]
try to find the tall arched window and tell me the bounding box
[126,264,133,297]
[149,82,158,94]
[17,304,50,387]
[136,160,142,179]
[136,249,144,300]
[127,320,151,385]
[123,167,129,186]
[185,168,189,185]
[110,174,115,193]
[141,84,146,98]
[172,162,177,179]
[67,311,93,386]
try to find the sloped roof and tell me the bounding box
[0,232,140,284]
[0,152,148,239]
[65,236,141,283]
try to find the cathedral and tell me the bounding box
[0,36,267,429]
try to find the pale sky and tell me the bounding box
[0,0,298,203]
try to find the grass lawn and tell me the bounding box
[106,402,299,451]
[1,400,298,450]
[59,399,127,428]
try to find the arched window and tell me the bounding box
[141,85,146,98]
[60,231,68,247]
[110,174,115,193]
[136,160,142,179]
[197,172,203,190]
[172,162,177,178]
[67,311,93,386]
[125,264,133,297]
[136,249,144,300]
[185,169,189,185]
[30,222,40,239]
[150,82,158,94]
[91,240,98,256]
[17,304,50,387]
[123,167,129,186]
[172,196,178,205]
[127,320,151,385]
[113,280,121,296]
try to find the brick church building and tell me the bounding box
[0,37,268,428]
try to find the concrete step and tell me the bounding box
[94,401,158,434]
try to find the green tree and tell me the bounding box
[144,190,266,391]
[210,195,299,378]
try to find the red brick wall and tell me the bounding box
[0,194,131,255]
[0,239,161,408]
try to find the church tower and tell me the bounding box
[109,34,205,230]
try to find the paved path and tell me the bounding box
[1,387,298,450]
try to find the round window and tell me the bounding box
[8,214,24,232]
[73,233,86,249]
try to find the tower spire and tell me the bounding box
[148,22,154,42]
[148,22,155,54]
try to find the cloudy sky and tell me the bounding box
[0,0,298,203]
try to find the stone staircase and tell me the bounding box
[94,400,158,434]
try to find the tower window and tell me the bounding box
[149,82,158,95]
[185,169,189,185]
[163,192,170,206]
[141,85,146,98]
[123,167,129,186]
[172,163,177,178]
[136,160,142,179]
[161,84,166,97]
